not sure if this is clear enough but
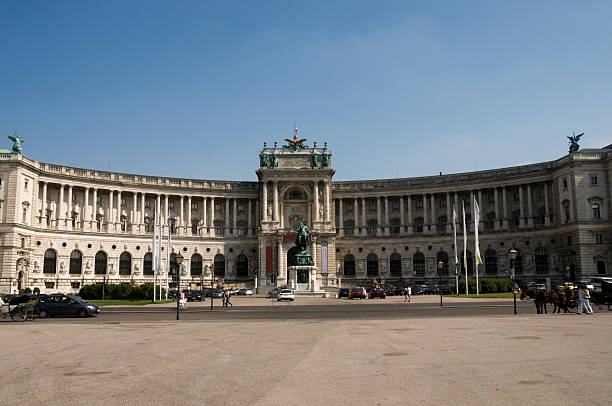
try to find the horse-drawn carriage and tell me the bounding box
[0,294,41,322]
[591,280,612,311]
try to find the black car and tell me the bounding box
[183,290,204,302]
[338,288,350,298]
[35,294,100,318]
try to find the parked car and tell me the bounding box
[349,287,367,299]
[277,289,295,301]
[536,283,547,291]
[383,286,401,296]
[411,285,424,295]
[369,287,387,299]
[229,288,241,296]
[183,290,203,302]
[437,285,453,295]
[338,288,350,298]
[244,289,253,296]
[268,288,281,298]
[35,294,100,318]
[211,290,224,298]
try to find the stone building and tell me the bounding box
[0,138,610,294]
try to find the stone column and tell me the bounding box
[446,193,451,233]
[407,195,413,234]
[527,184,533,228]
[469,191,474,232]
[384,196,390,236]
[399,196,405,235]
[273,182,279,223]
[494,188,500,231]
[313,181,319,222]
[354,197,358,233]
[164,194,169,233]
[262,182,268,222]
[41,182,48,227]
[179,195,184,229]
[454,192,459,219]
[518,186,525,228]
[209,197,215,236]
[423,194,428,233]
[202,196,208,235]
[255,200,260,232]
[338,199,344,237]
[117,190,122,232]
[83,187,89,231]
[502,187,509,230]
[186,196,192,235]
[92,188,97,230]
[247,199,253,237]
[108,190,114,232]
[140,193,146,232]
[225,198,230,236]
[66,185,73,230]
[233,198,238,237]
[544,183,550,227]
[57,184,64,229]
[361,198,367,236]
[156,194,161,229]
[430,194,435,233]
[133,192,138,233]
[376,197,382,236]
[277,238,285,284]
[324,180,331,222]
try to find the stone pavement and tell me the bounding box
[1,298,610,405]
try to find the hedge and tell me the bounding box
[457,278,513,294]
[78,282,165,300]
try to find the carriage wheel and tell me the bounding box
[11,308,28,322]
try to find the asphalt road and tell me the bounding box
[28,295,587,323]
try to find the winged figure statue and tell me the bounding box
[8,132,24,153]
[567,131,583,153]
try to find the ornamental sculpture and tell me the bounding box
[8,132,24,153]
[568,131,583,153]
[292,220,314,266]
[284,127,308,151]
[311,153,319,168]
[259,152,269,168]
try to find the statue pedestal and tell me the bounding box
[287,265,319,293]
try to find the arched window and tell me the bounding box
[69,250,82,275]
[43,249,57,274]
[437,251,449,275]
[367,253,378,276]
[95,251,107,275]
[237,255,248,277]
[485,250,497,275]
[343,254,355,276]
[143,253,153,275]
[190,254,202,276]
[344,220,354,236]
[367,220,377,236]
[535,247,548,274]
[119,252,131,275]
[390,253,402,276]
[413,253,425,277]
[214,254,225,276]
[460,251,474,276]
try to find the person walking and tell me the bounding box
[577,286,593,314]
[222,289,228,307]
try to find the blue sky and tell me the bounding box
[1,1,611,181]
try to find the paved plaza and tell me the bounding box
[2,296,611,405]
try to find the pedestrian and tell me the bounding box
[403,287,408,302]
[577,286,593,314]
[222,289,228,307]
[180,291,187,309]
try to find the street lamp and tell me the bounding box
[437,260,444,307]
[209,265,215,311]
[175,253,183,320]
[509,249,518,315]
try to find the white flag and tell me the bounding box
[474,196,483,265]
[462,202,468,295]
[452,205,458,266]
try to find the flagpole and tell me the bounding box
[158,210,163,300]
[167,217,172,296]
[453,205,459,295]
[152,209,156,302]
[463,202,468,295]
[474,196,481,296]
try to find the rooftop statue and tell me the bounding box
[568,131,583,153]
[259,152,269,168]
[311,153,319,168]
[322,153,330,168]
[8,132,24,153]
[283,127,308,151]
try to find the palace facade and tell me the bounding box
[0,139,610,294]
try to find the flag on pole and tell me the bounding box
[452,205,459,266]
[474,197,483,265]
[152,208,156,302]
[462,201,468,295]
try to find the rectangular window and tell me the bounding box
[168,201,174,209]
[72,194,78,202]
[145,200,151,208]
[238,203,244,212]
[192,202,198,209]
[346,203,353,212]
[24,179,28,190]
[121,198,126,206]
[563,178,568,190]
[392,201,399,210]
[595,233,603,244]
[369,202,376,211]
[45,282,55,289]
[590,176,598,185]
[71,281,80,289]
[96,196,101,204]
[488,194,495,203]
[439,199,447,208]
[191,221,198,234]
[215,203,221,211]
[416,200,423,208]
